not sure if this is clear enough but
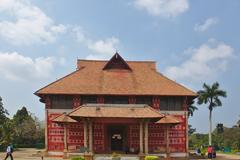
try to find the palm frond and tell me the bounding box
[197,82,226,109]
[215,90,227,97]
[212,82,219,91]
[214,97,222,107]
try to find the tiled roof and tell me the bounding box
[156,115,181,124]
[52,113,77,123]
[35,57,197,96]
[68,104,164,119]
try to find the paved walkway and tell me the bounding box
[1,148,240,160]
[0,148,61,160]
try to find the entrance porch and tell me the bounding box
[51,104,184,158]
[83,118,150,155]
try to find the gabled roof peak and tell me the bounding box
[103,52,132,71]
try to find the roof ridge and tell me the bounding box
[78,59,156,63]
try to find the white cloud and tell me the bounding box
[0,0,66,45]
[164,39,234,82]
[72,26,86,43]
[0,52,63,81]
[87,37,119,58]
[71,27,120,59]
[134,0,189,17]
[194,17,218,32]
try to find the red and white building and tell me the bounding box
[35,53,197,158]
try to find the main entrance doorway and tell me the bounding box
[108,125,126,152]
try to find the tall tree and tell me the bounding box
[13,106,29,124]
[187,100,198,117]
[197,82,227,146]
[0,119,14,148]
[0,96,9,125]
[0,96,10,150]
[12,107,37,146]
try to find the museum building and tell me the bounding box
[35,53,197,157]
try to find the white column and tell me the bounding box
[63,124,68,158]
[185,112,189,156]
[166,125,170,158]
[84,121,88,149]
[139,121,143,154]
[64,124,67,150]
[144,121,149,154]
[89,121,93,153]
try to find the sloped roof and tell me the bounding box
[35,55,196,96]
[68,104,164,119]
[52,113,77,123]
[156,115,181,124]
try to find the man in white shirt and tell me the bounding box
[4,145,13,160]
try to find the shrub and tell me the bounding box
[144,155,159,160]
[35,143,44,149]
[201,148,207,156]
[71,156,85,160]
[112,152,121,160]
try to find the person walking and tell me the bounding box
[207,145,213,159]
[3,144,13,160]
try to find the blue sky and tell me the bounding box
[0,0,239,133]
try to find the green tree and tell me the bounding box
[13,106,29,124]
[12,107,37,146]
[0,96,11,150]
[187,100,198,117]
[0,119,14,150]
[197,82,227,146]
[188,124,196,135]
[237,119,240,128]
[0,96,9,125]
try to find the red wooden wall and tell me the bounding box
[47,113,64,151]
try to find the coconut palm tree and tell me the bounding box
[187,100,198,117]
[197,82,227,146]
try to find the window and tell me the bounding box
[160,97,183,111]
[104,96,129,104]
[51,95,73,109]
[160,97,168,110]
[81,96,97,104]
[136,96,152,106]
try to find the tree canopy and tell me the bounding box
[0,98,44,150]
[0,96,9,125]
[197,82,227,146]
[197,82,227,111]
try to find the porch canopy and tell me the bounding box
[67,104,164,121]
[52,112,78,123]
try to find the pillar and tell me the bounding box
[64,124,67,150]
[44,110,48,155]
[84,121,88,149]
[144,121,149,154]
[63,124,68,158]
[139,121,144,154]
[185,112,189,156]
[89,121,93,153]
[166,125,170,158]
